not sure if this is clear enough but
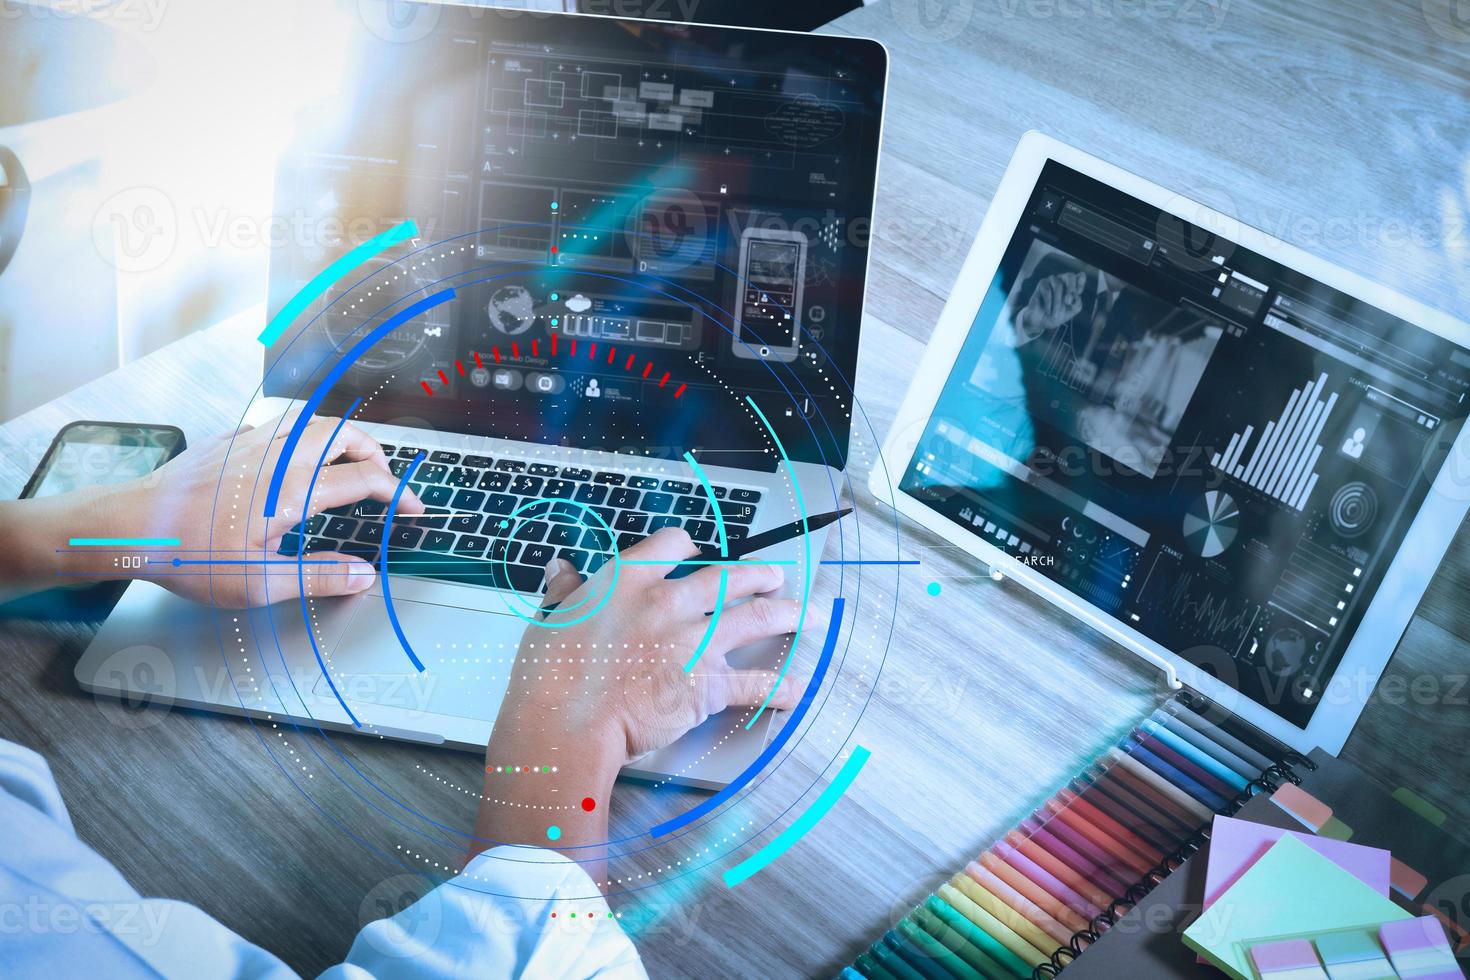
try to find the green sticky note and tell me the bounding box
[1182,835,1409,980]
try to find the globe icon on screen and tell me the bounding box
[487,284,536,335]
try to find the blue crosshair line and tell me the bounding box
[651,596,843,838]
[263,289,455,519]
[380,452,428,673]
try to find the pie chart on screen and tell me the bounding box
[1183,490,1239,558]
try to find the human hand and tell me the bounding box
[99,412,423,607]
[470,528,803,862]
[1015,271,1086,343]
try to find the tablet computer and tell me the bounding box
[874,132,1470,754]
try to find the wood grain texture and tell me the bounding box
[2,2,1468,976]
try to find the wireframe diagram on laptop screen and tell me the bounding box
[902,161,1470,727]
[264,6,885,469]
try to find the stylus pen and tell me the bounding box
[541,507,853,609]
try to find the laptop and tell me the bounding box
[75,5,888,790]
[875,132,1470,756]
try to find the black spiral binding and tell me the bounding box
[1028,745,1319,978]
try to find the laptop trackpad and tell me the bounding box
[313,597,530,722]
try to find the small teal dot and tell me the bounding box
[927,581,941,596]
[547,825,562,841]
[550,292,559,301]
[551,317,559,325]
[550,201,559,210]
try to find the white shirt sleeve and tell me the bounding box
[0,738,644,980]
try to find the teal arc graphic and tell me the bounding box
[256,219,420,347]
[722,745,872,887]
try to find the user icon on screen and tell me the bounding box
[1341,427,1367,459]
[585,378,601,398]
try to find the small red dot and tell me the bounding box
[551,912,557,918]
[581,797,596,812]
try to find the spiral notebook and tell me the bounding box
[840,691,1470,980]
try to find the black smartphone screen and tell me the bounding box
[21,422,185,499]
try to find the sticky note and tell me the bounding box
[1249,937,1327,979]
[1183,836,1409,980]
[1203,816,1390,911]
[1313,929,1394,980]
[1271,783,1334,832]
[1380,916,1461,979]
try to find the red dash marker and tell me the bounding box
[437,369,449,386]
[588,342,597,361]
[420,380,434,396]
[492,348,502,363]
[473,351,484,369]
[570,339,578,357]
[625,353,636,370]
[455,360,465,376]
[552,334,559,357]
[512,341,520,359]
[607,346,616,364]
[641,362,654,379]
[658,371,670,388]
[532,339,539,357]
[674,383,687,399]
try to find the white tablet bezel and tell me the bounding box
[872,131,1470,755]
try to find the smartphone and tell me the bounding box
[6,421,186,620]
[731,227,806,363]
[21,421,185,499]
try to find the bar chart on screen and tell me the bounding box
[1213,372,1340,510]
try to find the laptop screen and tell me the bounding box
[263,5,886,470]
[901,159,1470,728]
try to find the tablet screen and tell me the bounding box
[901,160,1470,727]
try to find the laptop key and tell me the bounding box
[543,479,575,499]
[726,526,747,543]
[417,463,449,484]
[614,512,648,533]
[587,553,609,575]
[661,479,693,494]
[479,534,512,557]
[711,486,728,499]
[685,519,716,543]
[607,487,640,510]
[430,450,461,464]
[452,489,486,511]
[305,537,342,553]
[580,527,613,551]
[718,501,758,524]
[463,454,494,469]
[277,533,302,555]
[640,491,673,514]
[478,470,511,492]
[574,484,608,505]
[340,542,381,563]
[355,500,386,518]
[325,516,358,539]
[483,493,517,515]
[594,471,625,486]
[396,446,424,458]
[649,515,681,532]
[730,488,762,503]
[509,475,544,497]
[422,530,456,552]
[420,484,454,507]
[389,458,411,477]
[520,542,556,567]
[379,443,396,455]
[412,508,450,529]
[547,523,581,547]
[355,521,385,545]
[304,514,328,534]
[389,526,423,549]
[617,532,644,552]
[454,534,489,557]
[557,548,589,572]
[507,563,545,593]
[628,476,661,490]
[561,466,593,481]
[446,467,479,488]
[528,463,559,477]
[513,522,548,542]
[495,460,527,472]
[673,496,707,517]
[591,506,616,527]
[448,514,482,535]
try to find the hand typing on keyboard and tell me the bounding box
[95,412,423,608]
[469,527,802,872]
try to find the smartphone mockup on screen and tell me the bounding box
[732,228,807,363]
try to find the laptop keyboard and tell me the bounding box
[278,443,764,593]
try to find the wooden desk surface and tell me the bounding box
[3,2,1469,976]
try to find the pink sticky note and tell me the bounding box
[1203,815,1391,909]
